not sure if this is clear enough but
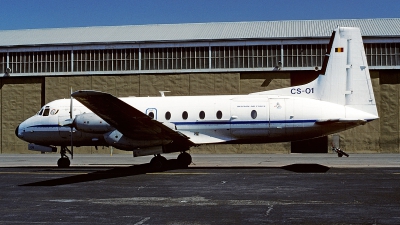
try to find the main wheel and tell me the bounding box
[57,157,70,168]
[177,152,192,167]
[150,155,167,170]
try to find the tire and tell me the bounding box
[150,156,167,170]
[57,157,70,168]
[177,152,192,167]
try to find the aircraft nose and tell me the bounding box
[15,124,22,139]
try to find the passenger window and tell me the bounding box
[182,111,188,120]
[165,111,171,120]
[148,112,155,119]
[43,107,50,116]
[251,110,257,119]
[216,110,222,119]
[199,111,205,120]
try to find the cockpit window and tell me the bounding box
[43,106,50,116]
[38,108,44,116]
[50,109,59,115]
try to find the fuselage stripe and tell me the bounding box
[28,119,319,129]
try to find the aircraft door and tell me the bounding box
[285,98,295,138]
[269,98,286,137]
[269,98,295,138]
[230,99,269,138]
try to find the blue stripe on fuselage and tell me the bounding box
[27,124,61,128]
[27,120,318,129]
[173,120,317,126]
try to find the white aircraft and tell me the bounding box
[16,27,378,168]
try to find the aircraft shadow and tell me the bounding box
[19,161,329,187]
[281,163,330,173]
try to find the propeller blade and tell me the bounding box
[70,87,73,119]
[70,87,74,159]
[70,127,74,159]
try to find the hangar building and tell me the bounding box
[1,18,400,154]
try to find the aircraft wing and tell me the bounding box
[71,90,195,148]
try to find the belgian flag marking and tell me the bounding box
[335,47,344,52]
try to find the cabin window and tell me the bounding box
[182,111,188,120]
[43,107,50,116]
[165,111,171,120]
[148,112,155,119]
[216,110,222,119]
[251,110,257,119]
[199,111,205,120]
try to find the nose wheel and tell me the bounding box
[57,156,70,168]
[58,146,72,168]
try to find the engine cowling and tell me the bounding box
[74,113,113,133]
[104,130,172,150]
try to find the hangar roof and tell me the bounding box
[1,18,400,47]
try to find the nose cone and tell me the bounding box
[15,124,22,139]
[15,125,19,137]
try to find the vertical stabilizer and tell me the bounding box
[322,27,377,116]
[252,27,378,117]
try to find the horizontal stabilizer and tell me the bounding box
[316,118,367,125]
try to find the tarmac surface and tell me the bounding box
[1,153,400,224]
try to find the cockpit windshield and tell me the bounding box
[38,108,44,116]
[43,107,50,116]
[37,106,59,116]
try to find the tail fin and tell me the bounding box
[252,27,378,117]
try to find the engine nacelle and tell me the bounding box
[28,143,57,152]
[74,113,113,133]
[104,130,172,150]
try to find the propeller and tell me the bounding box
[69,87,74,159]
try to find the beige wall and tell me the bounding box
[1,77,42,153]
[1,70,400,154]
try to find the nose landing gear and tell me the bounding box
[57,146,72,168]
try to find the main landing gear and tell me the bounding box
[177,151,192,166]
[150,154,167,169]
[57,146,72,168]
[150,152,192,170]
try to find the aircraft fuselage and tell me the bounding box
[17,93,374,150]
